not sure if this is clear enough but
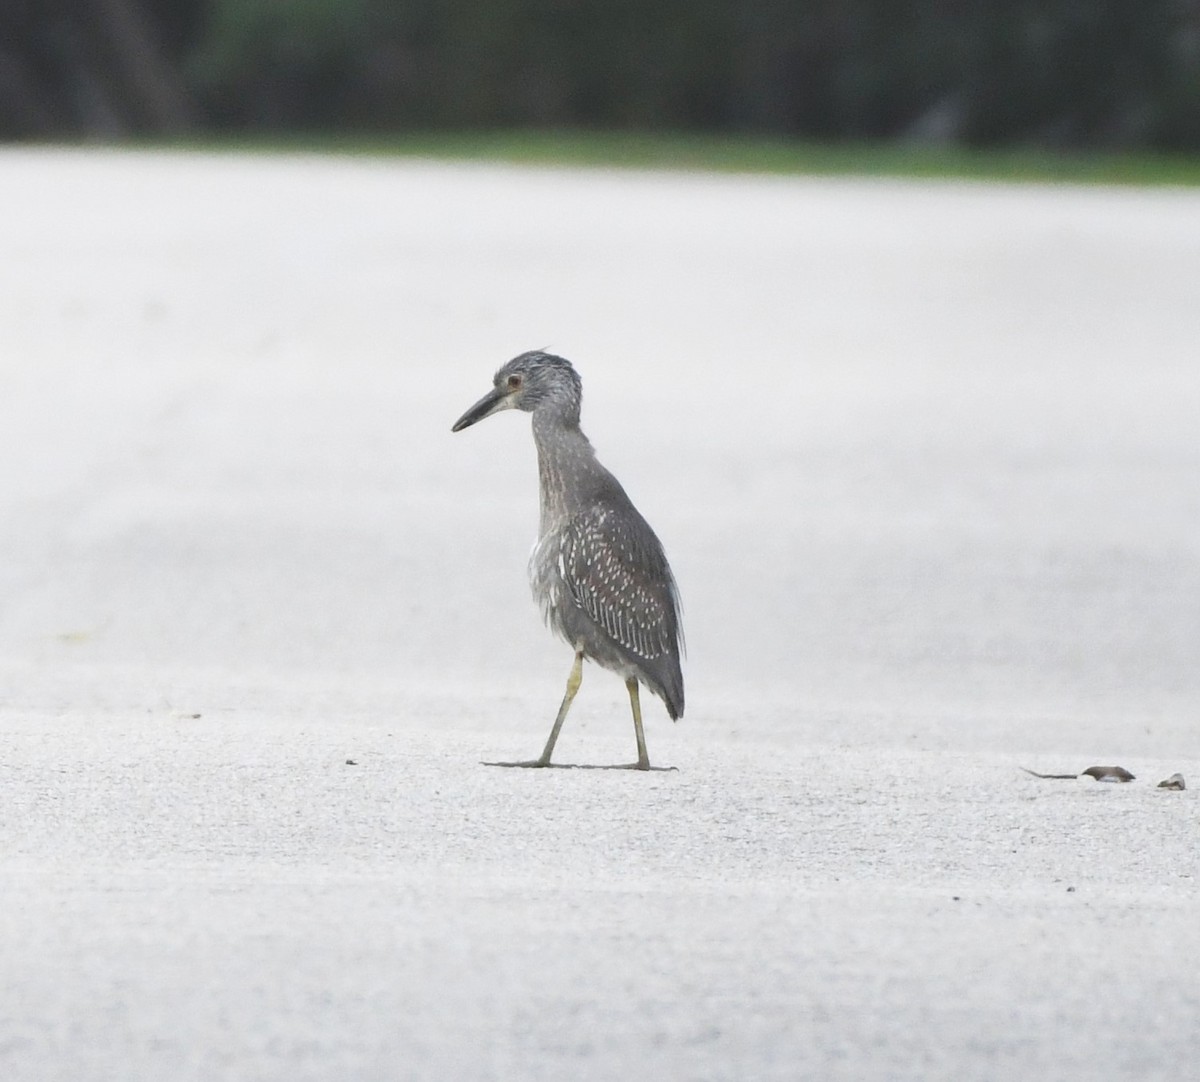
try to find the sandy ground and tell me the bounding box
[1,148,1198,1080]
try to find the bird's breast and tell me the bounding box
[527,527,567,627]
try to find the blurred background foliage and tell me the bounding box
[2,0,1198,149]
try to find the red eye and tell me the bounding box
[506,374,522,391]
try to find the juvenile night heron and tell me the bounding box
[452,350,684,770]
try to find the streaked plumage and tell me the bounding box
[452,350,684,768]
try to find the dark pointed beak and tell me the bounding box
[451,387,509,432]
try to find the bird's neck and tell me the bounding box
[532,411,597,525]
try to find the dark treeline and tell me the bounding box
[2,0,1198,149]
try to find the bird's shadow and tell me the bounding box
[482,760,678,772]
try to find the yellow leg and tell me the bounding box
[627,678,651,770]
[533,651,584,766]
[486,656,665,771]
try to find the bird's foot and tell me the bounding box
[482,758,553,768]
[482,759,677,772]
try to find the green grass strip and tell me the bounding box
[152,129,1200,186]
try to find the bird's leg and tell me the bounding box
[485,650,583,768]
[535,651,584,765]
[626,678,651,770]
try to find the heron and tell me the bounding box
[452,350,684,769]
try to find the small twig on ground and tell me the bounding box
[1021,765,1135,782]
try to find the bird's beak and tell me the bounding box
[451,386,510,432]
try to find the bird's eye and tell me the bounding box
[506,374,523,391]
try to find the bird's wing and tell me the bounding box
[559,504,682,663]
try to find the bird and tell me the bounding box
[451,350,684,770]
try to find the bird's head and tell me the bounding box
[452,351,582,432]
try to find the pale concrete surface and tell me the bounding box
[1,148,1198,1080]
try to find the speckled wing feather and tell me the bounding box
[558,503,682,664]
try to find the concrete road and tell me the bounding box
[1,149,1198,1081]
